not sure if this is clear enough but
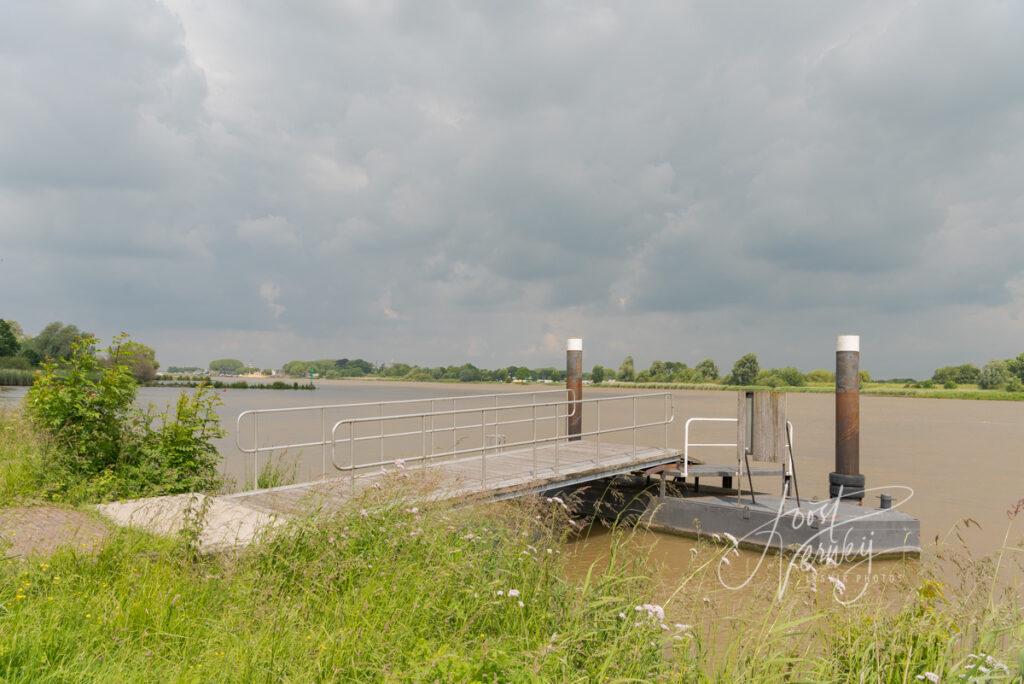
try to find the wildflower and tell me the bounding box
[711,533,721,542]
[496,590,504,596]
[723,532,738,547]
[914,673,940,683]
[359,509,368,518]
[721,556,731,566]
[827,575,846,595]
[674,623,692,632]
[634,604,665,622]
[394,459,406,470]
[507,589,520,598]
[618,612,626,620]
[517,600,524,608]
[689,548,698,556]
[406,507,418,515]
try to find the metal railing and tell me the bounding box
[330,392,675,493]
[235,389,574,489]
[682,417,795,479]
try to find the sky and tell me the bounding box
[2,1,1023,377]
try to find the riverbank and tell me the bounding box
[2,406,1022,680]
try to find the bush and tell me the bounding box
[1006,377,1023,393]
[23,335,223,502]
[0,355,31,370]
[943,380,957,389]
[805,369,835,383]
[979,360,1010,390]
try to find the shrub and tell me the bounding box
[0,355,32,370]
[943,380,957,389]
[1006,376,1023,393]
[979,360,1010,390]
[805,369,835,383]
[694,358,719,382]
[23,335,224,502]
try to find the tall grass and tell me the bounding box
[0,409,45,505]
[0,368,34,386]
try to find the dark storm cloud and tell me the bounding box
[2,0,1023,375]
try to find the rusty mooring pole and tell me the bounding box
[830,334,864,501]
[566,338,583,441]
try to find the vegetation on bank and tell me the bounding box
[148,379,316,391]
[0,469,1021,680]
[5,335,223,504]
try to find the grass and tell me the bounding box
[0,369,34,386]
[2,407,1023,680]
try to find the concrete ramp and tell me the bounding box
[97,494,284,553]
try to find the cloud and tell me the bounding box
[1,1,1023,376]
[259,280,285,319]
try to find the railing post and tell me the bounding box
[566,338,583,441]
[253,412,259,490]
[321,407,327,480]
[422,415,426,470]
[379,403,384,467]
[350,422,356,496]
[532,404,537,476]
[632,395,637,460]
[596,399,601,465]
[481,409,486,484]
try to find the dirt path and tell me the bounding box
[0,506,109,559]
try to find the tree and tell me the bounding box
[514,367,532,381]
[108,340,159,382]
[694,358,719,382]
[23,321,84,363]
[727,353,759,385]
[591,365,606,384]
[617,356,635,382]
[0,319,19,357]
[1006,354,1024,383]
[209,358,246,374]
[979,360,1010,389]
[805,369,835,383]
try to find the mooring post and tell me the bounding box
[566,338,583,441]
[830,335,865,501]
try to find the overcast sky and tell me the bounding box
[2,1,1023,376]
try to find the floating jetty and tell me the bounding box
[100,335,920,558]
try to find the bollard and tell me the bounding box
[830,335,865,501]
[566,338,583,441]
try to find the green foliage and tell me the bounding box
[805,369,835,383]
[1007,353,1024,383]
[22,321,86,364]
[208,358,245,374]
[979,360,1010,389]
[943,380,957,389]
[0,355,33,370]
[591,365,606,383]
[25,336,138,478]
[727,353,759,385]
[617,356,635,382]
[932,363,981,385]
[0,319,19,357]
[107,339,160,382]
[694,358,719,381]
[858,370,871,383]
[0,409,45,504]
[1006,376,1023,393]
[0,369,34,386]
[23,335,223,502]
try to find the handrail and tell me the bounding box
[329,392,675,492]
[682,416,795,479]
[235,388,575,488]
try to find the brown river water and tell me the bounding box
[4,380,1022,602]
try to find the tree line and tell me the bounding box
[929,355,1024,391]
[0,319,160,382]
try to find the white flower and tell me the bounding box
[618,612,626,620]
[634,604,665,622]
[406,507,419,514]
[496,590,504,596]
[517,600,524,608]
[914,673,939,683]
[723,532,738,547]
[508,589,520,598]
[674,623,692,632]
[359,509,368,518]
[394,459,406,470]
[827,575,846,595]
